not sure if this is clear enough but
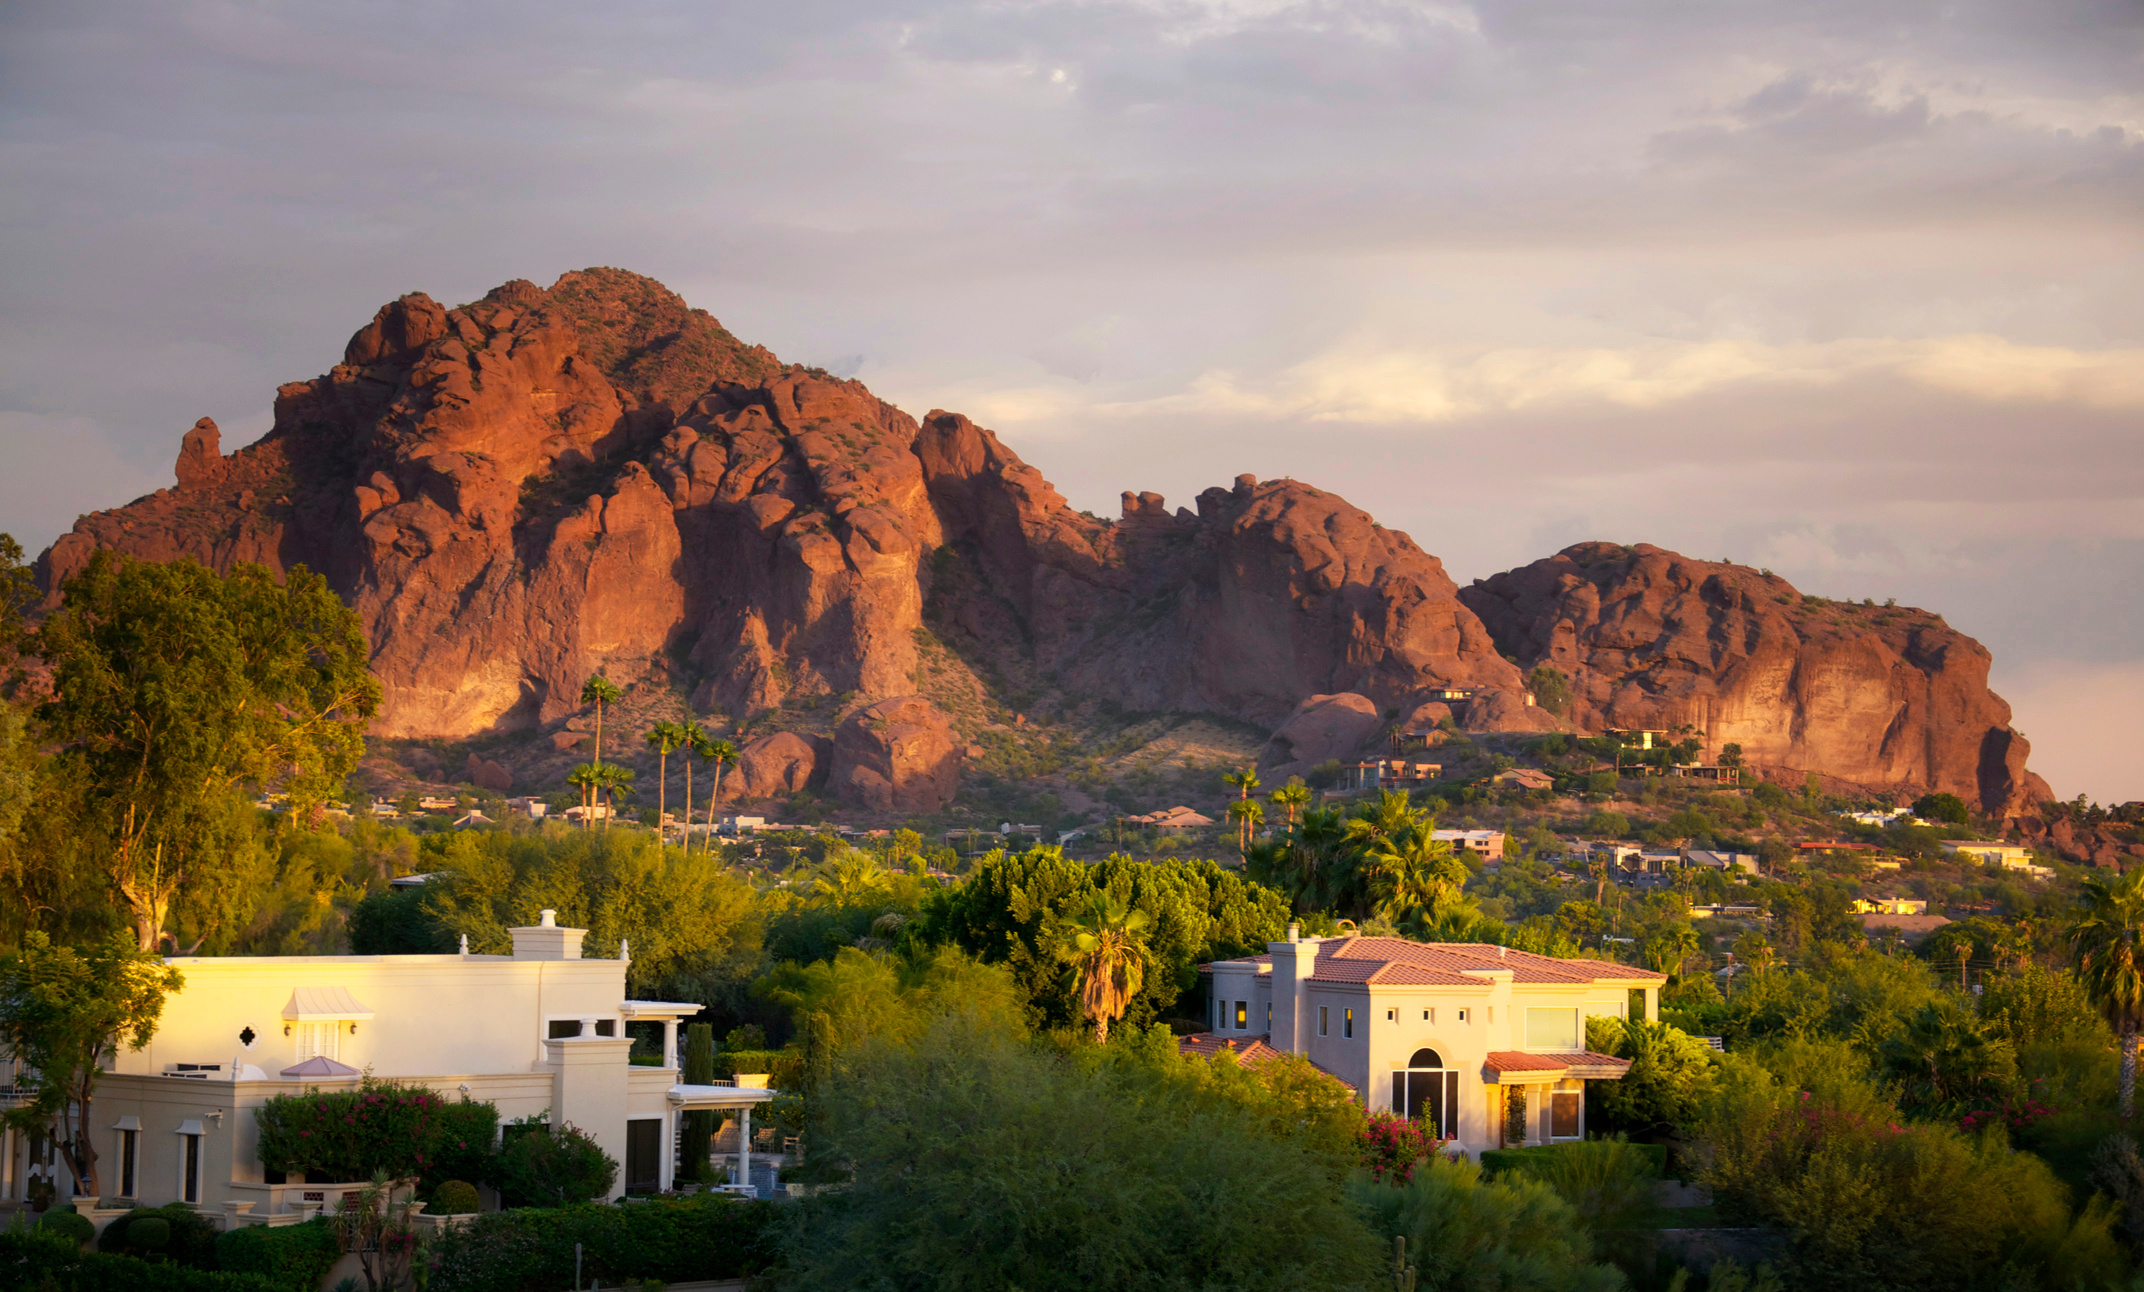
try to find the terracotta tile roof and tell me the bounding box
[1177,1032,1357,1094]
[1483,1050,1630,1074]
[1202,938,1666,985]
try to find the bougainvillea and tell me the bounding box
[256,1078,496,1185]
[1356,1111,1435,1184]
[1959,1078,2061,1135]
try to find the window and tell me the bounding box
[1423,1009,1433,1023]
[1343,1007,1355,1039]
[1456,1008,1469,1023]
[1393,1049,1460,1140]
[180,1131,202,1204]
[1265,1002,1272,1030]
[1526,1008,1580,1051]
[548,1019,583,1039]
[1552,1091,1581,1138]
[593,1019,616,1037]
[117,1129,137,1198]
[1386,1009,1396,1023]
[294,1022,338,1061]
[1319,1006,1329,1037]
[1234,1001,1247,1030]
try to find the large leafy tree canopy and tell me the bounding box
[0,931,182,1199]
[35,553,380,949]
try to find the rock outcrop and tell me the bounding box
[733,731,828,801]
[1257,693,1384,780]
[32,270,2051,815]
[829,697,959,812]
[1457,543,2051,815]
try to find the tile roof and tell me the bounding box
[1483,1050,1630,1074]
[1177,1032,1357,1094]
[1202,938,1667,985]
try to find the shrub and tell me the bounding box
[40,1207,95,1246]
[98,1204,218,1268]
[215,1218,342,1292]
[1359,1110,1436,1184]
[1583,1015,1719,1137]
[3,1228,285,1292]
[424,1194,781,1292]
[256,1078,486,1184]
[708,1049,785,1079]
[430,1180,482,1215]
[496,1123,618,1208]
[1346,1154,1623,1292]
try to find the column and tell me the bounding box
[1645,987,1659,1023]
[734,1104,751,1191]
[662,1019,678,1070]
[657,1109,675,1195]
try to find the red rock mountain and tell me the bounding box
[1458,543,2052,816]
[35,271,2045,814]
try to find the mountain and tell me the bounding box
[34,269,2048,816]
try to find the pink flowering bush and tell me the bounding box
[1959,1078,2060,1135]
[1356,1111,1436,1184]
[257,1077,498,1189]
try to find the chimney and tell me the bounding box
[1287,921,1301,943]
[1498,945,1507,959]
[510,910,586,960]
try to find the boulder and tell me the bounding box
[1258,693,1382,780]
[175,418,227,490]
[732,731,829,800]
[463,754,513,793]
[829,696,959,813]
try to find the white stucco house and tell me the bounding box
[1197,931,1666,1149]
[2,913,770,1217]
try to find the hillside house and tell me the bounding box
[1683,850,1759,875]
[1432,829,1507,862]
[1942,841,2035,868]
[1196,934,1664,1149]
[1851,896,1929,915]
[2,913,771,1215]
[1491,768,1556,792]
[1125,806,1215,831]
[1331,760,1444,795]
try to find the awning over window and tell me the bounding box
[281,1056,362,1079]
[280,986,375,1021]
[1481,1050,1632,1083]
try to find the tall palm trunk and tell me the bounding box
[682,756,694,855]
[707,758,727,845]
[655,747,669,846]
[2124,1029,2139,1120]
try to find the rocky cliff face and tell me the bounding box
[36,271,2047,814]
[1457,543,2051,815]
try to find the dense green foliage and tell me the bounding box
[213,1217,342,1291]
[430,1180,482,1215]
[1346,1155,1624,1292]
[495,1123,618,1208]
[423,1193,781,1292]
[1,1229,284,1292]
[95,1203,219,1267]
[776,1010,1384,1291]
[254,1081,495,1192]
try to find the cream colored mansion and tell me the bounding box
[1200,932,1666,1148]
[2,914,768,1217]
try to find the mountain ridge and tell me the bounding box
[35,268,2051,818]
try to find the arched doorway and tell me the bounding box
[1392,1047,1460,1141]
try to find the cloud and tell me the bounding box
[1996,661,2144,805]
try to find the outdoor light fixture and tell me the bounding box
[283,1024,291,1037]
[348,1022,358,1035]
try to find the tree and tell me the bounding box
[1363,825,1469,929]
[580,674,624,768]
[595,764,634,832]
[1718,742,1744,772]
[1913,792,1972,826]
[703,736,739,849]
[1061,893,1152,1043]
[681,1023,717,1181]
[36,553,380,949]
[1525,665,1571,717]
[1734,929,1775,977]
[1228,798,1266,856]
[644,722,686,845]
[566,763,601,829]
[1223,766,1261,811]
[2070,868,2144,1117]
[1643,924,1700,977]
[681,725,710,852]
[0,533,36,661]
[0,932,183,1198]
[1270,780,1312,830]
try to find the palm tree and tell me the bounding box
[580,674,624,767]
[811,848,888,906]
[1290,806,1351,914]
[682,726,714,854]
[1362,825,1469,928]
[1734,930,1774,978]
[644,721,685,845]
[1062,894,1152,1044]
[1228,798,1267,857]
[596,764,634,831]
[566,763,601,830]
[2071,869,2144,1117]
[704,737,739,847]
[1223,767,1261,811]
[1344,789,1418,851]
[1270,781,1312,830]
[1643,924,1701,976]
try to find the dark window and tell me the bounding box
[548,1020,583,1039]
[1319,1006,1329,1037]
[1394,1068,1461,1139]
[593,1019,616,1037]
[1408,1047,1444,1069]
[1552,1092,1581,1138]
[624,1118,662,1194]
[1343,1008,1354,1039]
[182,1133,201,1203]
[1266,1002,1272,1030]
[238,1026,257,1048]
[118,1130,137,1197]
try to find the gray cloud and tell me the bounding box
[2,0,2139,796]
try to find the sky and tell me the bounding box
[3,0,2140,802]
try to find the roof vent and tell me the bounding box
[1498,945,1507,958]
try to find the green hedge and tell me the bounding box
[97,1204,219,1268]
[214,1218,341,1292]
[423,1193,781,1292]
[1,1229,285,1292]
[256,1080,496,1192]
[1479,1141,1667,1179]
[710,1049,785,1079]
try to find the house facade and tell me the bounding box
[1199,933,1664,1150]
[2,913,768,1217]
